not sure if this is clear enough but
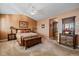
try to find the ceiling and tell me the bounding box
[0,3,79,20]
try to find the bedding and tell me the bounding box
[16,32,38,39]
[16,32,38,45]
[16,29,39,45]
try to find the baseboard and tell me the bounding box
[0,39,8,42]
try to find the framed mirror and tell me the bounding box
[62,16,75,35]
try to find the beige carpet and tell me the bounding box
[0,39,79,56]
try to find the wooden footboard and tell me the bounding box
[21,36,41,49]
[25,37,41,48]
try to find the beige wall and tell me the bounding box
[0,14,37,40]
[37,19,50,38]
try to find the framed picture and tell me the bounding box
[19,21,28,29]
[41,24,45,28]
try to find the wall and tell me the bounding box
[37,19,50,38]
[0,14,37,40]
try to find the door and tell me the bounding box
[53,22,58,40]
[0,19,1,40]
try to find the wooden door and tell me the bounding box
[53,22,58,40]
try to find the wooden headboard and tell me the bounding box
[16,29,31,33]
[10,26,31,33]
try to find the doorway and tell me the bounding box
[52,21,58,40]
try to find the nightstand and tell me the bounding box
[8,33,16,41]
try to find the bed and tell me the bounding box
[16,29,41,46]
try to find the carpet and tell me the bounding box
[0,39,79,56]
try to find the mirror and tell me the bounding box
[62,16,75,35]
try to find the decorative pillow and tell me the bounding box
[20,29,31,33]
[20,30,25,33]
[17,30,21,33]
[25,29,30,32]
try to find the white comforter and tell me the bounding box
[16,32,38,39]
[16,32,38,44]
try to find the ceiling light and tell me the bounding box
[31,12,35,15]
[31,10,37,15]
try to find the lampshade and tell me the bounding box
[10,26,15,29]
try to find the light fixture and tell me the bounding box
[29,5,38,15]
[31,10,37,15]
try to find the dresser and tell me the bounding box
[59,33,77,49]
[59,16,77,49]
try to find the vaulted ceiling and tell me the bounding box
[0,3,79,20]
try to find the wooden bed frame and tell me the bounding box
[16,29,42,47]
[16,29,31,45]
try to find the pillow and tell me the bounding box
[20,30,25,33]
[17,29,31,33]
[20,29,30,33]
[26,29,30,32]
[17,30,21,33]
